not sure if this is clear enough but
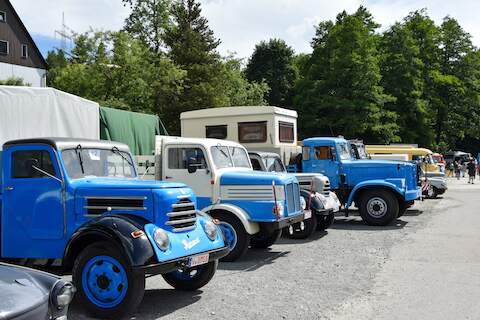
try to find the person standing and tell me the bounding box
[468,158,476,184]
[454,160,461,180]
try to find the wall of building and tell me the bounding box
[0,61,46,86]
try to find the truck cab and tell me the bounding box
[0,138,229,318]
[138,136,305,261]
[293,137,421,226]
[249,151,340,237]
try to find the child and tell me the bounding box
[467,158,476,184]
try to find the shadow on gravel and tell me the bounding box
[69,289,204,320]
[403,209,424,216]
[330,218,408,231]
[277,230,328,245]
[218,249,290,272]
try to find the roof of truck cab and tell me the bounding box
[160,135,246,149]
[248,151,281,158]
[3,137,130,152]
[303,137,348,145]
[180,106,297,120]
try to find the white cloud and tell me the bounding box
[9,0,480,59]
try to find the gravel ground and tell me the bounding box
[70,178,478,319]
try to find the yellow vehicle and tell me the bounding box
[365,145,440,173]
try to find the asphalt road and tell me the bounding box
[70,178,480,319]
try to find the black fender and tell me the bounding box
[63,215,157,272]
[300,189,326,213]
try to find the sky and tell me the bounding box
[9,0,480,58]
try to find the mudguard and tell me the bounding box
[347,179,404,207]
[300,189,325,212]
[63,214,156,271]
[202,203,260,235]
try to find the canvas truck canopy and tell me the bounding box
[0,86,100,149]
[100,106,167,156]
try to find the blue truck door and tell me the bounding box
[303,145,340,189]
[2,146,65,258]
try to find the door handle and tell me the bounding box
[165,176,172,179]
[5,186,14,191]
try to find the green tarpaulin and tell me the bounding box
[99,107,167,156]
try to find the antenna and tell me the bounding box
[54,12,74,52]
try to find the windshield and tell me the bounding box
[211,145,251,169]
[338,143,352,160]
[263,157,286,173]
[62,148,136,179]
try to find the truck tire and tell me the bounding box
[358,189,399,226]
[163,260,218,291]
[210,212,250,262]
[72,241,145,319]
[426,185,438,199]
[285,213,317,239]
[398,202,408,217]
[316,212,335,231]
[250,229,282,249]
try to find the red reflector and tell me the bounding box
[131,230,145,238]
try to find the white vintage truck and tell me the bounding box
[180,106,341,235]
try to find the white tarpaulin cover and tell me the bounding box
[0,86,100,149]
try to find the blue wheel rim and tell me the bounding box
[82,255,129,308]
[219,221,237,250]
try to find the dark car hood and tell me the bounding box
[70,177,187,189]
[0,264,51,319]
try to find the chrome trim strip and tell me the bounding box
[171,202,195,208]
[172,225,196,232]
[166,217,197,225]
[167,210,197,217]
[83,206,147,211]
[85,196,147,200]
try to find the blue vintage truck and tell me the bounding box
[289,137,421,226]
[0,138,229,318]
[137,136,306,261]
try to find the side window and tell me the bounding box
[168,147,207,170]
[206,125,227,139]
[0,11,5,23]
[302,147,311,161]
[12,150,56,178]
[314,146,332,160]
[250,158,262,171]
[238,121,267,143]
[279,121,294,143]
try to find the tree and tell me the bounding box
[163,0,226,133]
[0,77,29,86]
[380,22,431,146]
[122,0,171,53]
[295,7,398,142]
[245,39,297,107]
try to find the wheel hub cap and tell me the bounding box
[367,197,388,218]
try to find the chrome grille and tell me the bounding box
[166,197,197,232]
[285,183,300,214]
[323,181,331,197]
[293,183,301,212]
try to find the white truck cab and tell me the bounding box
[137,136,305,261]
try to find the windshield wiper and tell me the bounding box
[215,144,229,159]
[111,146,134,167]
[75,144,85,174]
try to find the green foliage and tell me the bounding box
[245,39,297,107]
[295,7,398,143]
[0,77,30,86]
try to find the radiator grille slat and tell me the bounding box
[167,198,197,232]
[84,197,146,215]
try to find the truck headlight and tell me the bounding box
[203,220,217,241]
[273,201,285,217]
[300,196,307,210]
[154,228,170,251]
[52,281,75,309]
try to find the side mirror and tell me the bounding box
[330,148,337,161]
[25,158,39,176]
[187,157,198,174]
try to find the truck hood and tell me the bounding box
[346,159,414,168]
[69,177,187,189]
[219,170,296,186]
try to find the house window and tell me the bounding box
[21,44,28,58]
[206,125,227,139]
[0,11,5,23]
[238,121,267,143]
[0,40,8,55]
[279,121,294,143]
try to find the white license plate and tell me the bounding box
[304,210,312,219]
[187,253,209,267]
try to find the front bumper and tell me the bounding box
[137,246,230,276]
[405,187,422,201]
[317,192,341,213]
[258,213,305,233]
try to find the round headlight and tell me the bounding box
[154,228,170,251]
[300,196,307,210]
[203,220,218,241]
[54,282,75,308]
